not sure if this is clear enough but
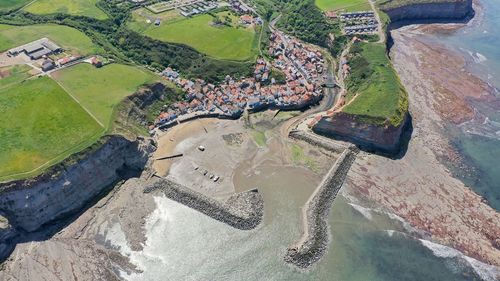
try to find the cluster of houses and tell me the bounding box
[146,0,218,17]
[340,11,375,20]
[340,11,378,35]
[153,31,326,130]
[229,0,250,13]
[268,32,325,84]
[239,14,262,25]
[179,0,218,17]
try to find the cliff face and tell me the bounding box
[312,112,409,155]
[0,135,156,232]
[381,0,473,23]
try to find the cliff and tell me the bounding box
[0,135,156,233]
[312,112,410,155]
[380,0,473,23]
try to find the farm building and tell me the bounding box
[41,59,56,72]
[8,38,62,60]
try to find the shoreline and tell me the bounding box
[344,20,500,268]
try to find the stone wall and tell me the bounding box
[289,130,347,153]
[145,178,264,230]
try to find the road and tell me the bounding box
[369,0,386,43]
[238,2,339,135]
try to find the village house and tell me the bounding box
[155,31,326,128]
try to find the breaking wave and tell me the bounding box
[464,49,488,63]
[348,203,373,220]
[420,239,500,281]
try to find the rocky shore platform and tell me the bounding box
[284,146,358,269]
[144,177,264,230]
[344,24,500,268]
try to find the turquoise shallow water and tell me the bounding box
[429,0,500,211]
[438,0,500,89]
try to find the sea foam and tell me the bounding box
[420,239,500,281]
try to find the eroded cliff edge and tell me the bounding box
[312,0,473,156]
[313,113,410,155]
[380,0,473,24]
[0,83,171,260]
[0,136,155,233]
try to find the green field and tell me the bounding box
[0,0,30,11]
[0,77,103,179]
[128,8,181,32]
[23,0,108,20]
[343,42,407,126]
[0,24,102,55]
[52,63,158,128]
[316,0,371,12]
[131,11,259,61]
[0,65,32,90]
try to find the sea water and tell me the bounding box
[102,2,500,278]
[105,163,490,280]
[430,0,500,210]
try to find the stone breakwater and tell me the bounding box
[289,130,347,153]
[144,178,264,230]
[284,146,358,269]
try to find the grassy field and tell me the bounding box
[0,77,103,180]
[343,42,408,126]
[128,8,181,32]
[0,65,33,90]
[316,0,371,12]
[0,24,102,55]
[23,0,108,19]
[131,11,259,61]
[0,0,31,11]
[52,63,158,128]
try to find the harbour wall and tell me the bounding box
[144,178,264,230]
[284,146,358,269]
[289,130,347,153]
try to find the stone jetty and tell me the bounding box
[284,146,358,269]
[144,178,263,230]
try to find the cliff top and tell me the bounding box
[343,42,408,127]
